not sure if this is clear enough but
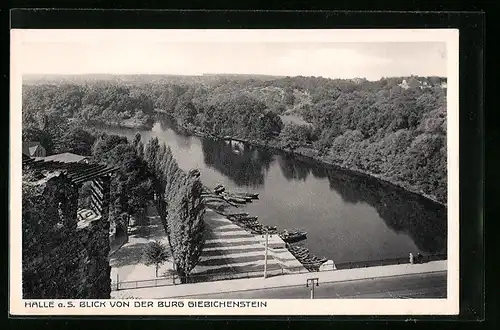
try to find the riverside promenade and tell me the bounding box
[189,209,307,280]
[111,259,446,299]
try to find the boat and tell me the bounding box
[227,196,247,204]
[203,197,226,203]
[279,230,307,243]
[297,254,310,260]
[226,212,249,219]
[233,192,259,199]
[263,225,278,233]
[241,224,258,230]
[214,185,225,194]
[246,224,262,230]
[238,216,259,222]
[222,192,249,203]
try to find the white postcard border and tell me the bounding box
[10,29,459,316]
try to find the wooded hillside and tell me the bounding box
[22,74,447,203]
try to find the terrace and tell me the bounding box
[22,153,118,232]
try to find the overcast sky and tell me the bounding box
[14,32,447,80]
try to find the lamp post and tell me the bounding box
[306,278,319,299]
[263,230,269,278]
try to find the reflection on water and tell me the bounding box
[201,139,273,188]
[98,122,447,263]
[277,154,311,181]
[324,167,447,254]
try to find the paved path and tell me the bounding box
[189,209,305,282]
[112,259,446,299]
[109,205,175,284]
[181,272,447,299]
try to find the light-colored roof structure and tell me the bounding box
[23,154,118,185]
[38,152,89,164]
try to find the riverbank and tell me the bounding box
[176,124,447,207]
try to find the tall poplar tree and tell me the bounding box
[165,171,205,283]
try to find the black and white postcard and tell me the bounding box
[10,29,459,315]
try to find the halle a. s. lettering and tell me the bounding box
[25,301,55,308]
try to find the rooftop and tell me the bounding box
[22,142,45,156]
[37,152,89,164]
[23,154,118,185]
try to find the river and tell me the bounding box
[100,121,447,264]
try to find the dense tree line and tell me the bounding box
[22,74,447,203]
[90,133,155,234]
[22,83,154,134]
[143,136,205,282]
[22,121,206,282]
[22,81,208,281]
[77,131,205,281]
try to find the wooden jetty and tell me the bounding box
[204,183,329,273]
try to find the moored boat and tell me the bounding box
[279,229,307,243]
[233,192,259,199]
[238,216,259,222]
[226,212,249,217]
[214,184,225,194]
[229,197,247,204]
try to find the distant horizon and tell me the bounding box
[22,72,447,82]
[13,31,447,81]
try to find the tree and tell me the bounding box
[142,240,171,277]
[284,87,295,105]
[144,138,167,223]
[165,171,205,283]
[279,123,314,149]
[22,74,448,204]
[133,133,145,158]
[133,133,142,150]
[92,134,128,161]
[22,125,55,154]
[92,134,155,233]
[259,111,283,139]
[55,126,96,155]
[144,137,160,170]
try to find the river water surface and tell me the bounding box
[100,121,447,264]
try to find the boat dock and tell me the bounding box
[199,184,336,276]
[190,209,307,282]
